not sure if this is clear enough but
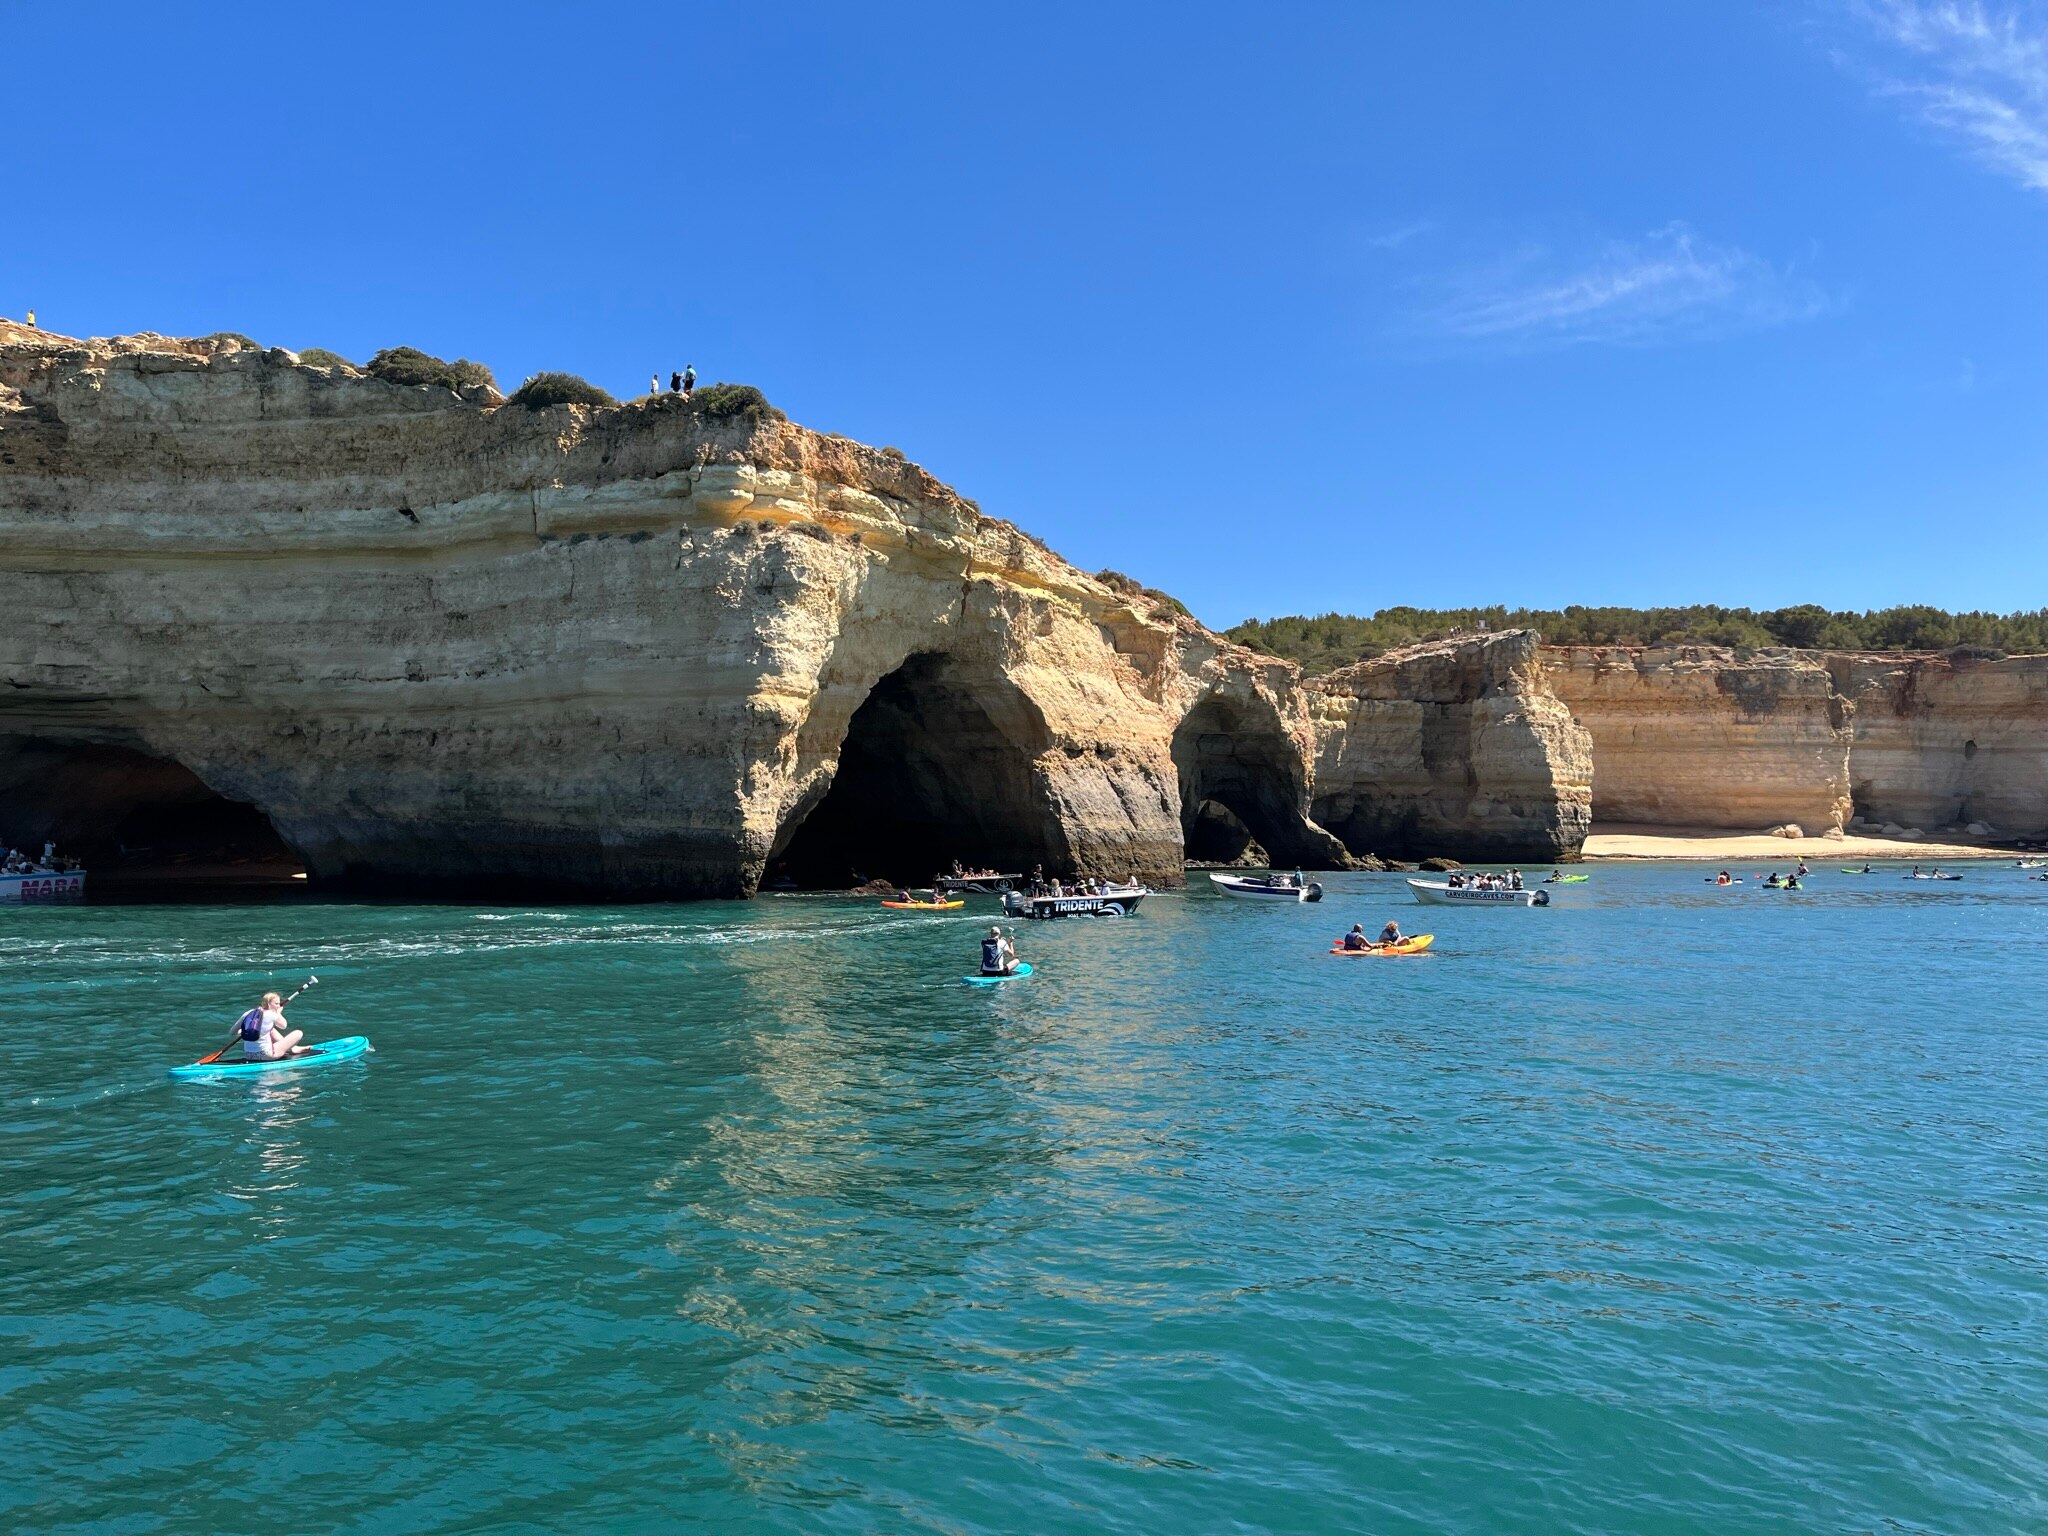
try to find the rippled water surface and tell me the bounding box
[6,864,2048,1533]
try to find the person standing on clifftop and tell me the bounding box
[650,375,660,397]
[24,309,34,328]
[682,365,696,399]
[670,371,682,394]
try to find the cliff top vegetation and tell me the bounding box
[691,383,782,424]
[1226,605,2048,673]
[507,371,617,410]
[365,346,497,394]
[1096,570,1192,619]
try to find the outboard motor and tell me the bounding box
[1305,881,1325,903]
[1001,890,1027,918]
[1533,889,1550,906]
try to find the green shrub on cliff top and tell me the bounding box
[296,347,355,370]
[1096,570,1192,618]
[366,346,497,394]
[1224,604,2048,672]
[691,383,783,424]
[507,371,618,411]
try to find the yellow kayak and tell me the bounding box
[881,899,966,910]
[1330,934,1434,956]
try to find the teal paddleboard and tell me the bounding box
[962,961,1032,986]
[170,1035,372,1080]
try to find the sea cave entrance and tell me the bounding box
[1172,697,1319,866]
[766,653,1071,888]
[0,735,303,898]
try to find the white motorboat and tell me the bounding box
[0,867,87,904]
[1406,878,1547,907]
[1002,883,1149,919]
[1207,872,1325,903]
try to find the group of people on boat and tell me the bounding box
[1026,871,1130,898]
[1338,920,1405,951]
[2,840,72,874]
[1447,869,1522,891]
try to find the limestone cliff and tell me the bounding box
[1541,645,1853,833]
[0,323,1350,896]
[1308,631,1592,860]
[1827,652,2048,837]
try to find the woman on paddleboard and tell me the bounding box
[980,926,1017,977]
[237,992,303,1060]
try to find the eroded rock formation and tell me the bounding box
[1308,631,1593,860]
[2,323,1354,895]
[1827,652,2048,836]
[1541,645,1854,833]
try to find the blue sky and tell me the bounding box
[9,1,2046,626]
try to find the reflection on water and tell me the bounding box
[231,1080,311,1240]
[5,868,2048,1532]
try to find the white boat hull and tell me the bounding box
[0,870,87,904]
[1406,879,1545,907]
[1207,873,1324,902]
[1004,885,1149,919]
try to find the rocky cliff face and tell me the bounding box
[1,324,1353,895]
[1308,631,1592,860]
[1541,645,1853,833]
[1539,643,2048,841]
[1827,652,2048,837]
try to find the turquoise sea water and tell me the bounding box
[6,863,2048,1534]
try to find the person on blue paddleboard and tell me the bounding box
[980,926,1018,977]
[235,991,304,1061]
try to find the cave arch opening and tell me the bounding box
[766,653,1072,888]
[1172,697,1315,866]
[0,735,302,896]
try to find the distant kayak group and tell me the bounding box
[172,851,2037,1080]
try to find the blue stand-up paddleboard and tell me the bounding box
[961,962,1032,986]
[170,1036,373,1080]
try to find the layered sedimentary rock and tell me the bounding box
[0,322,1352,895]
[1541,645,1853,833]
[1827,652,2048,836]
[1308,631,1593,860]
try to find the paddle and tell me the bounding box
[195,974,320,1065]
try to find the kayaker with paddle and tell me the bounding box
[1377,920,1404,949]
[237,991,304,1061]
[1340,923,1371,951]
[979,925,1018,977]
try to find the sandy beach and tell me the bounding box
[1581,824,2022,862]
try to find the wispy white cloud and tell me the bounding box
[1362,219,1434,251]
[1841,1,2048,192]
[1414,224,1831,350]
